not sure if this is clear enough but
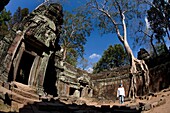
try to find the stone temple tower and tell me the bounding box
[0,3,63,96]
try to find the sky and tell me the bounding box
[5,0,170,73]
[5,0,121,72]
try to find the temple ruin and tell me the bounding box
[0,3,170,113]
[0,3,94,108]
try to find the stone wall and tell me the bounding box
[91,74,130,100]
[56,62,93,98]
[0,3,63,96]
[90,53,170,100]
[149,62,170,92]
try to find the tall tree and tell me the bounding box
[0,8,11,39]
[93,44,128,73]
[10,7,29,30]
[60,11,92,66]
[146,0,170,52]
[81,0,150,98]
[13,7,22,24]
[21,8,29,20]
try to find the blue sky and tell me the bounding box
[5,0,170,72]
[5,0,123,72]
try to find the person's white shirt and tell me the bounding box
[117,87,125,97]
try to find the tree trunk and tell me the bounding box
[88,0,150,99]
[160,37,168,53]
[123,40,150,99]
[150,35,158,57]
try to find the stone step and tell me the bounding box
[12,87,39,100]
[0,86,40,105]
[7,91,40,105]
[10,81,37,94]
[0,86,41,111]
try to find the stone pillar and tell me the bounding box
[1,32,23,83]
[81,87,87,97]
[37,52,51,95]
[88,89,93,97]
[73,90,80,98]
[28,55,41,87]
[13,42,25,81]
[54,51,64,96]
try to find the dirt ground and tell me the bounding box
[144,93,170,113]
[1,85,170,113]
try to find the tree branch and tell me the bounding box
[93,0,124,42]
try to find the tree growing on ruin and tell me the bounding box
[93,44,128,73]
[60,11,92,66]
[80,0,150,98]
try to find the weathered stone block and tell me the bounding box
[143,103,152,111]
[157,98,166,106]
[151,101,158,108]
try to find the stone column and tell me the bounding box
[73,90,80,98]
[81,87,87,97]
[37,52,51,95]
[1,32,23,83]
[88,89,93,97]
[54,51,64,96]
[28,55,40,87]
[13,42,25,81]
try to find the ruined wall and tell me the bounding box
[90,53,170,100]
[0,3,63,96]
[142,53,170,93]
[56,62,93,98]
[149,62,170,92]
[92,74,130,100]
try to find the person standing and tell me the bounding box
[117,84,125,104]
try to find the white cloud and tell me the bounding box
[86,67,93,73]
[89,53,101,59]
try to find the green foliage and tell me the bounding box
[147,0,170,52]
[21,8,29,20]
[147,0,170,39]
[65,48,78,66]
[60,11,92,66]
[0,8,11,39]
[155,42,167,55]
[10,7,29,30]
[12,7,22,24]
[93,44,128,73]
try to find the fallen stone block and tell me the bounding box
[147,96,152,100]
[151,101,158,108]
[143,103,152,111]
[157,98,166,106]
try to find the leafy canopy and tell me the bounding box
[60,11,92,66]
[0,8,11,39]
[93,44,128,73]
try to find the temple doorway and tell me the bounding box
[16,51,35,85]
